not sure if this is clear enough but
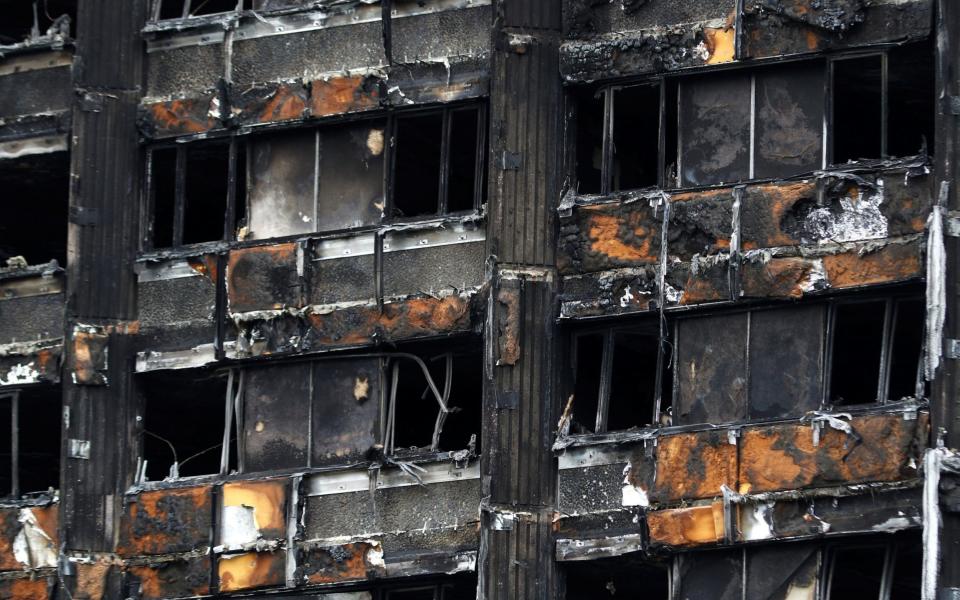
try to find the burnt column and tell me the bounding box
[933,0,960,595]
[479,1,563,599]
[60,0,147,595]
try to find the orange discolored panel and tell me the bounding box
[310,75,381,118]
[229,81,309,126]
[559,201,662,275]
[218,551,286,592]
[738,412,927,494]
[221,479,287,541]
[740,256,824,300]
[646,503,725,548]
[704,27,736,65]
[650,431,738,503]
[118,486,214,557]
[226,243,301,314]
[0,576,50,600]
[141,95,219,138]
[823,240,923,290]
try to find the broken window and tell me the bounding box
[830,43,936,164]
[0,0,74,46]
[150,0,246,20]
[568,322,671,434]
[390,105,486,219]
[828,295,924,407]
[146,139,245,250]
[0,151,69,267]
[137,368,238,481]
[824,538,921,599]
[0,386,61,497]
[386,339,483,456]
[564,554,670,599]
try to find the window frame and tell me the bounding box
[150,0,245,21]
[142,102,488,252]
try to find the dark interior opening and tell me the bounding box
[889,541,922,600]
[564,555,670,599]
[17,386,61,494]
[827,545,886,599]
[574,87,605,194]
[150,147,177,249]
[829,301,886,406]
[887,298,924,400]
[0,151,69,267]
[607,328,660,430]
[571,333,603,434]
[182,142,229,245]
[447,108,480,213]
[381,574,477,600]
[234,142,248,239]
[139,369,233,480]
[393,113,443,218]
[390,338,482,454]
[663,79,679,188]
[888,41,936,158]
[0,0,76,45]
[612,84,660,192]
[0,397,10,495]
[832,56,883,164]
[190,0,239,16]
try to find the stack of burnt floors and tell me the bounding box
[0,0,958,598]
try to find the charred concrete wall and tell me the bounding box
[0,0,957,598]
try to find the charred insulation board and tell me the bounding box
[678,72,751,187]
[674,312,748,425]
[311,358,381,466]
[244,362,312,472]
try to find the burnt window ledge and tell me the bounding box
[553,398,927,453]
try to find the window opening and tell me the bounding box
[151,0,244,20]
[147,140,243,249]
[386,340,482,455]
[569,324,669,434]
[825,545,889,599]
[447,108,482,213]
[393,112,444,218]
[0,0,74,46]
[138,368,238,481]
[885,298,925,401]
[0,151,70,267]
[565,555,670,599]
[887,41,936,158]
[831,55,884,164]
[828,300,887,406]
[573,87,605,194]
[611,84,660,191]
[0,387,61,497]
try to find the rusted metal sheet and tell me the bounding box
[627,431,738,505]
[559,24,735,83]
[296,540,386,585]
[384,66,490,106]
[227,243,303,314]
[738,412,928,494]
[646,503,724,548]
[496,285,521,366]
[139,93,220,139]
[127,556,211,600]
[822,238,924,290]
[229,80,309,126]
[0,576,51,600]
[739,255,824,299]
[71,327,109,386]
[118,486,213,557]
[667,255,731,305]
[743,0,932,60]
[668,189,733,260]
[0,344,60,387]
[558,200,662,275]
[74,560,112,600]
[217,551,286,592]
[310,75,381,118]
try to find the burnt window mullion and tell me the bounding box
[881,51,889,159]
[172,146,187,247]
[143,149,157,251]
[657,79,667,189]
[878,298,896,403]
[601,87,615,195]
[439,109,452,214]
[596,330,615,433]
[473,104,488,211]
[7,392,18,498]
[181,0,192,18]
[385,113,397,220]
[224,138,239,241]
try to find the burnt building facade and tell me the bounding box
[0,0,958,598]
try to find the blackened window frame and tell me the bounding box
[150,0,245,20]
[0,387,61,498]
[142,101,487,252]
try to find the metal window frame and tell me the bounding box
[0,392,20,498]
[823,541,896,600]
[827,51,888,167]
[151,0,244,21]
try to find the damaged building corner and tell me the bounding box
[0,0,959,598]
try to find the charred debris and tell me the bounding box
[0,0,959,598]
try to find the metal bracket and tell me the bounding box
[496,390,519,410]
[948,96,960,116]
[68,439,90,460]
[499,151,521,171]
[946,339,960,360]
